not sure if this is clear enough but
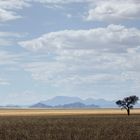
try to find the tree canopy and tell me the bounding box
[116,95,139,115]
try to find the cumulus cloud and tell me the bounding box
[22,62,117,86]
[21,51,140,87]
[19,24,140,53]
[0,0,91,22]
[0,0,90,22]
[19,25,140,88]
[0,8,21,22]
[0,0,29,9]
[1,0,139,23]
[86,0,140,22]
[0,0,30,22]
[32,0,140,22]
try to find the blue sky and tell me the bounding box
[0,0,140,105]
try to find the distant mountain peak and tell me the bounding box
[41,96,82,106]
[30,101,99,109]
[33,96,117,108]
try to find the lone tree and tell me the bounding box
[116,95,139,115]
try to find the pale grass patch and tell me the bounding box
[0,108,139,116]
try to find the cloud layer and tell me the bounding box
[0,0,140,102]
[19,24,140,53]
[19,25,140,89]
[2,0,140,23]
[86,0,140,22]
[0,0,30,22]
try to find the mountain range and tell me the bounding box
[1,96,139,108]
[30,102,99,108]
[31,96,117,108]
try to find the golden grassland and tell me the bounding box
[0,109,139,140]
[0,108,139,116]
[0,114,139,140]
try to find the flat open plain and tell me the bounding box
[0,108,140,116]
[0,109,139,140]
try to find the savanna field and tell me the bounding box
[0,109,139,140]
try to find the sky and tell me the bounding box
[0,0,140,105]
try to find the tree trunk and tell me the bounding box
[127,108,130,116]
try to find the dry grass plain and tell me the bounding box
[0,108,140,116]
[0,109,139,140]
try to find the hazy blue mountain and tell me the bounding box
[4,105,21,108]
[41,96,82,106]
[39,96,116,108]
[54,102,86,108]
[30,102,99,108]
[30,103,52,108]
[1,96,139,108]
[55,102,99,108]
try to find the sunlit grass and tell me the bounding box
[0,109,139,139]
[0,108,139,116]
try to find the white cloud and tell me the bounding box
[22,62,110,86]
[0,32,25,37]
[0,8,21,22]
[19,24,140,53]
[21,49,140,86]
[0,0,30,22]
[1,0,139,22]
[0,31,26,46]
[0,0,30,9]
[19,25,140,88]
[86,0,140,22]
[31,0,140,22]
[0,0,90,22]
